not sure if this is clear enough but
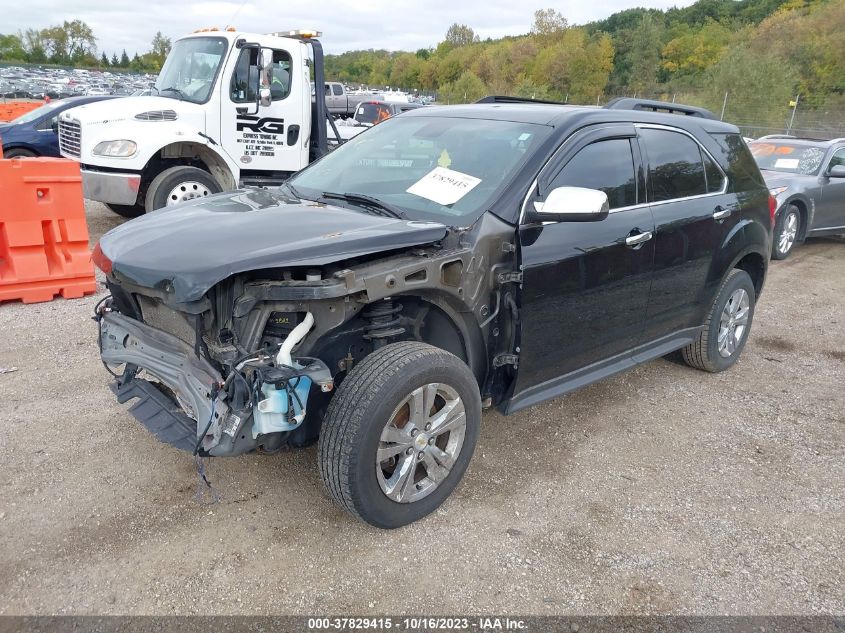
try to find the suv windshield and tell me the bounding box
[12,101,62,125]
[289,116,549,224]
[155,37,227,104]
[749,141,828,175]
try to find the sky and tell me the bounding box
[11,0,696,56]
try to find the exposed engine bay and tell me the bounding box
[95,212,520,457]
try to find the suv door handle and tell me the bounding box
[713,206,732,220]
[625,231,653,247]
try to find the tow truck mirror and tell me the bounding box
[532,186,610,222]
[258,48,273,107]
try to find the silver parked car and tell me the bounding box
[749,135,845,259]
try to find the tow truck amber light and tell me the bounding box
[768,194,777,227]
[92,242,113,275]
[282,29,322,39]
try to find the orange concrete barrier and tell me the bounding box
[0,101,43,122]
[0,158,97,304]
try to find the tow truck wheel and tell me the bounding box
[145,166,221,212]
[318,342,481,528]
[105,203,145,218]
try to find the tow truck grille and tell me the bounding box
[58,118,81,159]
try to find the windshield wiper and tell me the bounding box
[159,86,186,100]
[320,192,409,220]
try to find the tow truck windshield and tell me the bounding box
[154,37,227,105]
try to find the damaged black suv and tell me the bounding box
[94,98,773,528]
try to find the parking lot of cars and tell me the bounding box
[1,65,155,99]
[0,200,842,613]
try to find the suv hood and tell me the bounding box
[97,188,448,303]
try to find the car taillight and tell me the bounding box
[768,195,777,227]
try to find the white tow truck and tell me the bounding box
[59,28,341,216]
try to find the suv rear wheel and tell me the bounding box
[318,342,481,528]
[682,269,756,373]
[772,204,801,260]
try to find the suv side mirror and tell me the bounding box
[828,164,845,178]
[533,186,610,222]
[258,48,273,107]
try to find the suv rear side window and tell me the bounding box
[709,133,764,192]
[548,138,637,210]
[640,128,707,202]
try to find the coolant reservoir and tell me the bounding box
[253,364,312,437]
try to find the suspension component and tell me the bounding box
[363,299,404,348]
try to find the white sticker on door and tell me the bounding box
[406,167,482,206]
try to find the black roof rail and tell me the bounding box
[757,134,844,143]
[475,95,568,106]
[604,97,717,120]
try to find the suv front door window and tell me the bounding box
[514,129,655,395]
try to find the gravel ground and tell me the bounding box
[0,201,843,615]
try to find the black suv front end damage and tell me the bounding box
[94,205,519,457]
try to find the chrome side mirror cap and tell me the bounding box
[533,186,610,222]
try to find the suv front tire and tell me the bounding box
[318,342,481,528]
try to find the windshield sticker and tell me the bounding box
[774,158,800,169]
[357,158,415,168]
[798,148,825,174]
[438,149,452,168]
[406,167,482,206]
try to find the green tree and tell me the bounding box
[100,51,109,67]
[444,24,478,47]
[662,19,731,77]
[441,70,487,103]
[531,8,569,40]
[706,46,797,125]
[120,49,130,67]
[63,20,96,59]
[0,34,26,61]
[627,13,664,94]
[111,52,119,67]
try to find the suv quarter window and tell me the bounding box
[703,149,726,193]
[639,127,709,202]
[546,138,638,210]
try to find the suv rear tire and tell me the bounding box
[682,269,756,373]
[318,342,481,528]
[145,166,220,212]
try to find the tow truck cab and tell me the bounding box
[58,28,334,216]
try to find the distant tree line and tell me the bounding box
[0,21,171,72]
[2,0,844,128]
[323,0,845,127]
